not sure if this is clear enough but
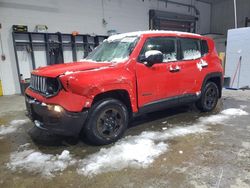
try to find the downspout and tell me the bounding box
[159,0,200,15]
[234,0,237,28]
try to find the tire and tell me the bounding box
[196,82,219,112]
[82,99,128,145]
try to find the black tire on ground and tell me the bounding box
[196,82,219,112]
[82,98,129,145]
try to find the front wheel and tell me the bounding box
[196,82,219,112]
[82,99,128,145]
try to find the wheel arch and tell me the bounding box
[92,89,133,118]
[201,72,223,98]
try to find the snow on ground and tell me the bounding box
[7,149,76,178]
[0,119,29,136]
[5,108,249,178]
[77,124,206,176]
[221,108,248,116]
[199,108,248,125]
[77,108,248,177]
[78,137,168,176]
[239,105,247,109]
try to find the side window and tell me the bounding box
[140,37,177,62]
[180,38,201,60]
[201,40,209,56]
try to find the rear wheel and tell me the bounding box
[82,99,128,145]
[196,82,219,112]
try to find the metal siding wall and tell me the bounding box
[211,0,250,35]
[0,0,210,95]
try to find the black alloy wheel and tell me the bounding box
[204,85,218,110]
[82,99,128,145]
[96,108,123,139]
[196,82,219,112]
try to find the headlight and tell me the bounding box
[47,104,63,113]
[54,105,63,113]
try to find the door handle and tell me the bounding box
[200,60,208,68]
[198,60,208,68]
[169,65,181,73]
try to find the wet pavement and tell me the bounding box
[0,90,249,188]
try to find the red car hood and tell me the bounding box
[31,61,112,77]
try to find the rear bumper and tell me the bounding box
[25,95,88,136]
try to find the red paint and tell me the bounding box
[32,61,111,77]
[26,32,223,113]
[26,87,87,112]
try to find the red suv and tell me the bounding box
[25,31,223,145]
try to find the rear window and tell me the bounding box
[201,40,209,56]
[180,38,201,60]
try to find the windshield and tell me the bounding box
[85,36,138,63]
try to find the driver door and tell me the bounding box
[136,37,180,108]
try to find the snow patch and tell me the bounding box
[64,71,74,75]
[111,57,128,63]
[183,50,201,60]
[199,108,248,125]
[78,139,167,176]
[10,119,29,126]
[77,125,206,176]
[0,119,29,136]
[7,149,75,178]
[120,37,137,43]
[240,105,247,109]
[221,108,248,116]
[19,143,31,149]
[0,125,18,135]
[163,52,177,62]
[145,50,162,58]
[107,30,201,42]
[199,114,228,125]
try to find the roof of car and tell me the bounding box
[107,30,203,42]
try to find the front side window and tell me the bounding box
[180,38,201,60]
[85,36,138,63]
[139,37,177,62]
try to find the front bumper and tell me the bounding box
[25,95,88,136]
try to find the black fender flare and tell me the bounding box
[201,72,223,98]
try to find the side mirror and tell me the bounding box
[143,50,163,67]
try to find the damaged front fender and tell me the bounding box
[59,64,138,112]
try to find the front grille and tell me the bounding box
[30,74,47,94]
[30,74,60,97]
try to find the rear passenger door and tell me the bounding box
[176,38,203,95]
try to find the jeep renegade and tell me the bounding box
[25,31,223,145]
